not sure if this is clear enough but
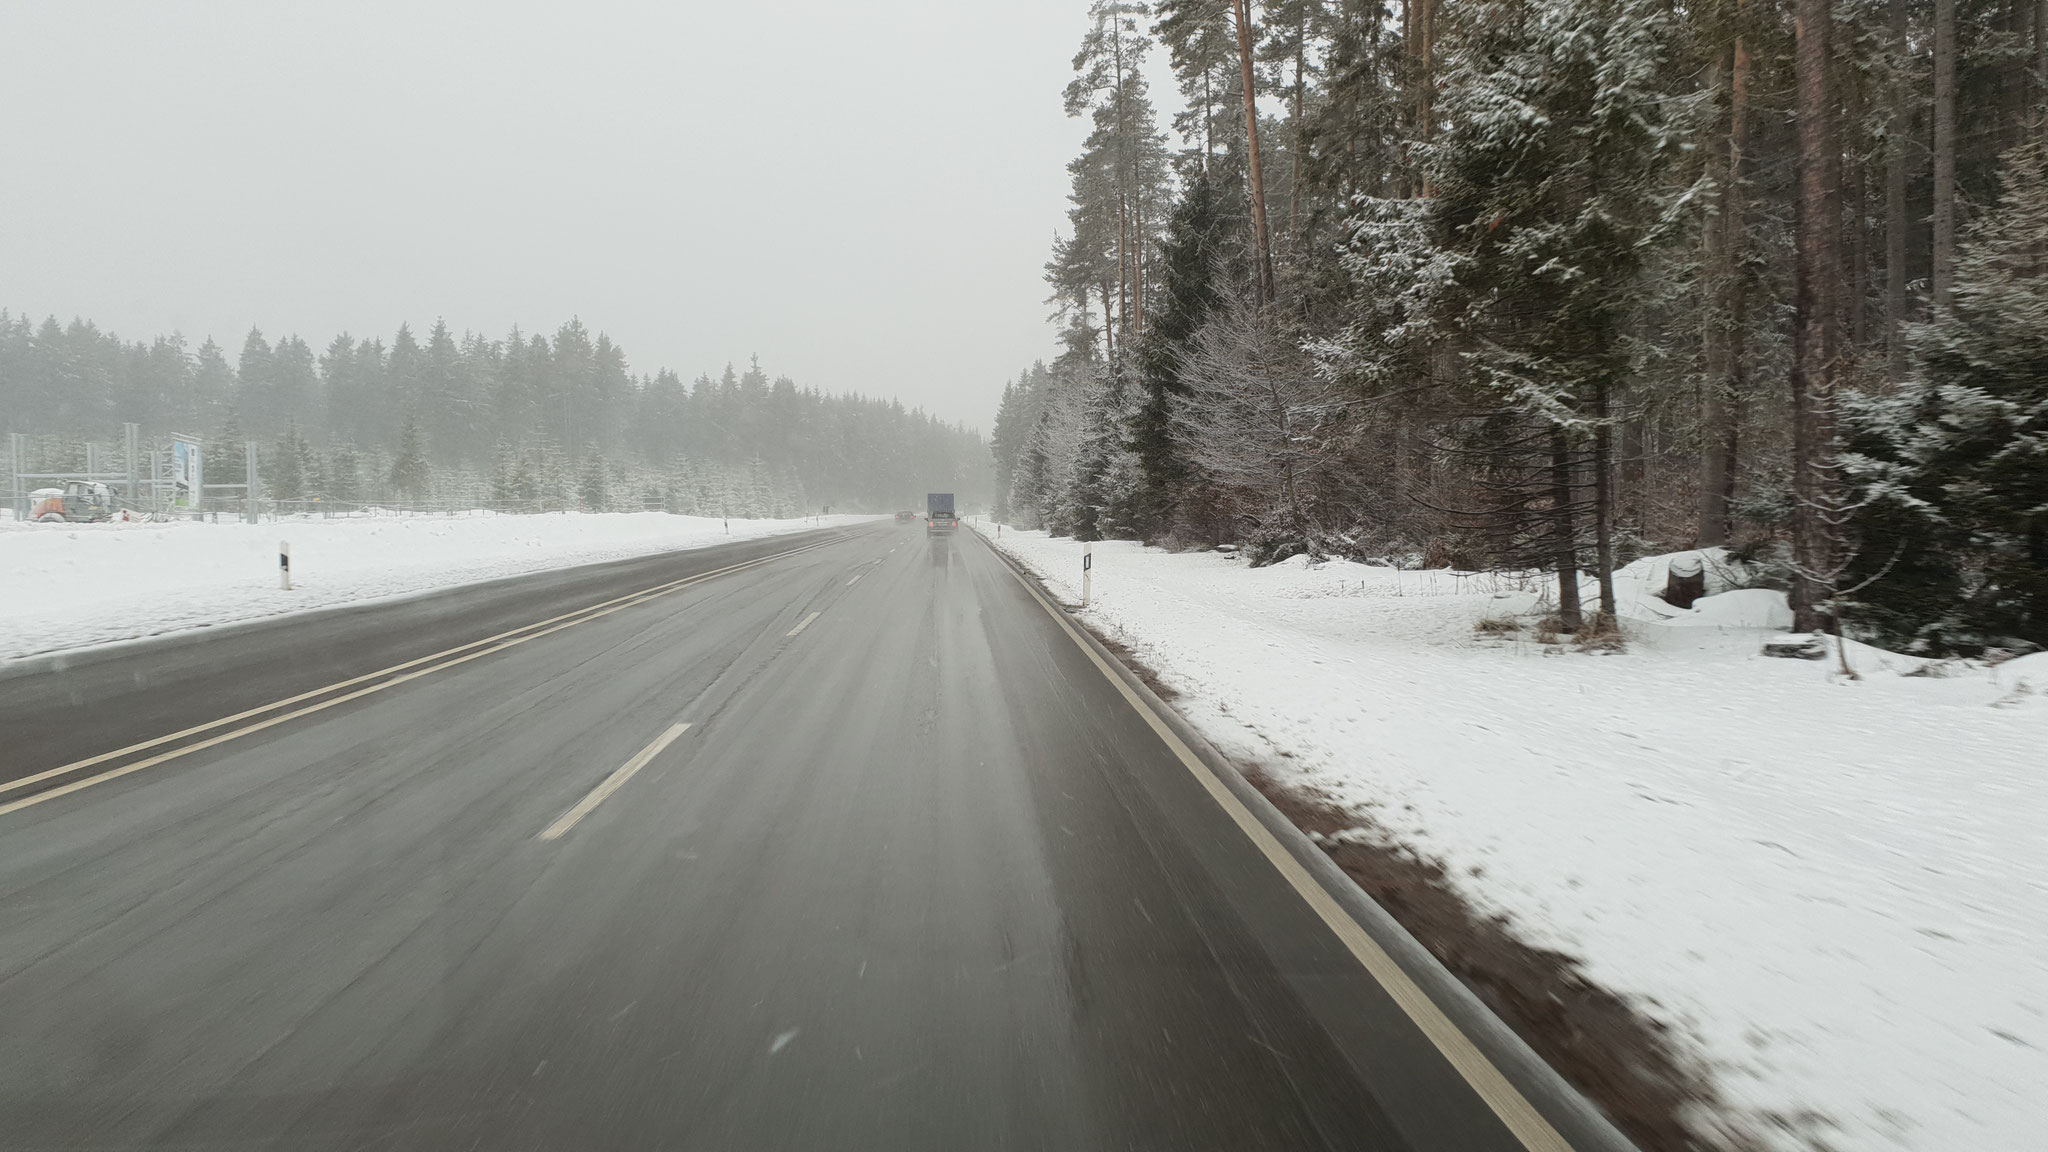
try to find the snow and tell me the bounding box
[0,510,877,663]
[980,524,2048,1152]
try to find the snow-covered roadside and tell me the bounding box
[0,511,878,662]
[980,525,2048,1152]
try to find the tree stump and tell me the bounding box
[1664,553,1707,609]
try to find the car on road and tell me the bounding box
[894,510,916,522]
[925,492,957,536]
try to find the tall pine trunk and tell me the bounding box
[1100,282,1116,364]
[1118,200,1131,353]
[1232,0,1276,302]
[1849,79,1869,348]
[1621,398,1646,532]
[1418,0,1437,196]
[1291,27,1306,248]
[1592,380,1617,627]
[1792,0,1844,632]
[1134,194,1146,338]
[1885,0,1910,383]
[1701,32,1750,547]
[1933,0,1957,310]
[1549,429,1583,632]
[1402,0,1417,196]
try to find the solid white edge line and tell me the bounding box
[539,722,692,841]
[979,532,1575,1152]
[785,611,821,637]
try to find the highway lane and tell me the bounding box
[0,522,1614,1150]
[0,524,863,791]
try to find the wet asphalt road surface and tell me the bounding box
[0,522,1569,1151]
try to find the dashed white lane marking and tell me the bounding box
[786,611,821,637]
[539,722,691,841]
[0,534,847,818]
[846,574,862,586]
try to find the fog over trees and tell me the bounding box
[1,313,990,515]
[993,0,2048,653]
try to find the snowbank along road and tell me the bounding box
[0,521,1632,1151]
[980,526,2048,1152]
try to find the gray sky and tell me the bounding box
[0,0,1156,429]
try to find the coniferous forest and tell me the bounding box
[992,0,2048,654]
[0,313,991,516]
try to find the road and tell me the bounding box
[0,522,1624,1151]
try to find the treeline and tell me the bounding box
[993,0,2048,654]
[0,312,989,515]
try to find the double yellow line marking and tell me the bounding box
[0,536,845,818]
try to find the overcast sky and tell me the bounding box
[1,0,1173,429]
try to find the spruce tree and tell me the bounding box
[578,453,609,512]
[1846,133,2048,650]
[489,442,516,508]
[1372,0,1680,627]
[328,444,362,504]
[390,415,431,506]
[1132,177,1232,536]
[271,421,305,500]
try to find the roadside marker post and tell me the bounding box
[1082,543,1092,608]
[279,541,291,591]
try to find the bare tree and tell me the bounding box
[1176,288,1345,552]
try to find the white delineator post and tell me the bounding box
[1082,542,1092,608]
[279,540,291,590]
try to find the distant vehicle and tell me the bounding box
[894,510,916,522]
[925,493,957,536]
[31,481,115,524]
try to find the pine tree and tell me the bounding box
[216,409,244,454]
[271,421,306,500]
[489,441,516,508]
[578,453,609,512]
[1783,0,1847,634]
[234,327,272,436]
[390,414,431,505]
[1133,177,1233,537]
[1353,0,1683,626]
[1846,132,2048,650]
[511,451,539,509]
[328,443,362,503]
[1229,0,1275,300]
[1060,2,1175,362]
[297,427,323,499]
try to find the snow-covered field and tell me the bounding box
[979,524,2048,1152]
[0,510,876,663]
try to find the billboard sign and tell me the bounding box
[172,439,201,506]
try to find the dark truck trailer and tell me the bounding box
[925,493,957,536]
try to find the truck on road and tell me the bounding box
[925,492,957,536]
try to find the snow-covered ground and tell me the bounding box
[0,510,876,663]
[980,524,2048,1152]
